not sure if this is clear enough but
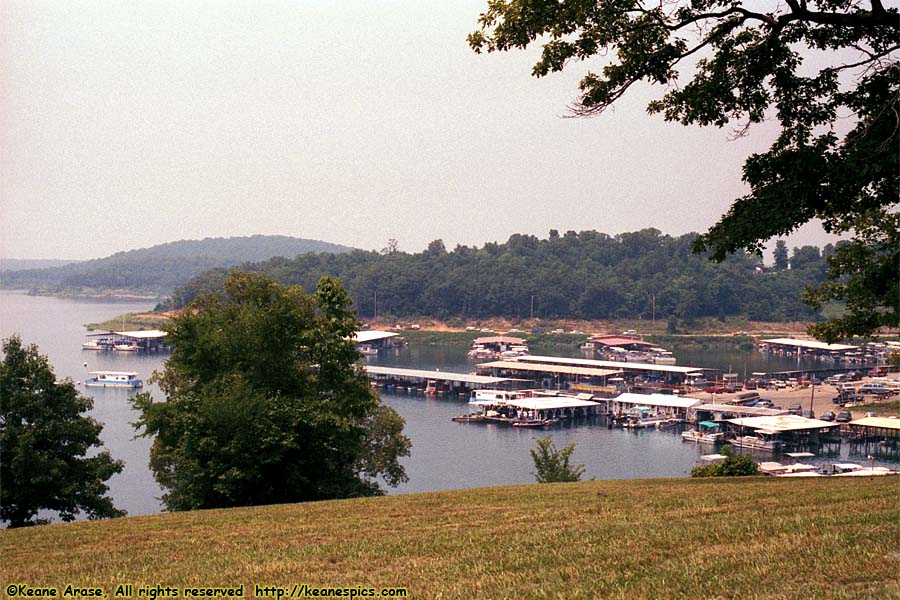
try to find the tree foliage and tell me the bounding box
[530,435,585,483]
[690,445,759,478]
[169,229,831,324]
[0,336,125,527]
[131,272,410,511]
[468,1,899,341]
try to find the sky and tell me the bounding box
[1,1,844,261]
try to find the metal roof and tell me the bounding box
[476,360,622,378]
[506,397,600,411]
[87,329,167,339]
[117,329,167,339]
[727,415,841,432]
[587,336,655,348]
[848,417,900,431]
[473,336,527,344]
[512,355,705,375]
[760,338,858,352]
[470,396,600,410]
[353,330,399,343]
[694,403,791,417]
[364,366,516,385]
[88,371,139,376]
[612,393,702,409]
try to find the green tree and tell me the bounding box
[131,271,410,511]
[530,435,585,483]
[469,1,898,341]
[1,335,124,527]
[773,240,789,271]
[690,445,759,477]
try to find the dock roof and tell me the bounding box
[353,330,399,343]
[694,403,790,417]
[476,360,622,378]
[760,338,858,352]
[513,355,706,375]
[364,366,518,385]
[726,415,841,432]
[848,416,900,431]
[588,336,655,348]
[612,393,701,409]
[473,336,526,344]
[470,396,600,411]
[88,330,167,339]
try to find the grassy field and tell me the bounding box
[86,312,171,332]
[850,398,900,417]
[3,477,898,600]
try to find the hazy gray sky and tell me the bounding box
[2,0,841,260]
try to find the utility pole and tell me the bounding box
[530,295,534,319]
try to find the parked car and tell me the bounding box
[756,399,774,408]
[704,385,728,394]
[833,391,863,404]
[836,411,852,423]
[801,410,816,419]
[859,383,889,395]
[820,411,836,422]
[869,367,887,377]
[864,411,878,418]
[788,403,802,415]
[744,379,759,390]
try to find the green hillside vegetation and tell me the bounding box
[168,229,835,324]
[0,236,353,296]
[0,259,80,272]
[3,477,897,599]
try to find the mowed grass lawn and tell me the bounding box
[3,477,898,600]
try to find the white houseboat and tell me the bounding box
[83,371,143,389]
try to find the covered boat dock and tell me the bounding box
[475,360,622,392]
[759,338,859,360]
[690,403,790,422]
[476,354,708,391]
[606,392,702,419]
[847,416,900,460]
[469,392,603,424]
[84,329,169,352]
[364,366,525,396]
[353,330,401,354]
[725,415,842,452]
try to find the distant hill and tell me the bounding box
[0,235,354,296]
[0,259,81,272]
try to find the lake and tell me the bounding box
[0,290,877,520]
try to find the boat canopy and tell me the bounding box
[699,421,719,428]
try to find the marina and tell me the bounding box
[4,291,899,519]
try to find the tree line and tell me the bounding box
[165,229,835,324]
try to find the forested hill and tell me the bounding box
[0,236,354,295]
[168,229,834,323]
[0,259,81,272]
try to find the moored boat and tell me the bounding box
[452,413,486,423]
[83,371,143,388]
[681,421,724,444]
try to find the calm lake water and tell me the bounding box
[0,290,882,520]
